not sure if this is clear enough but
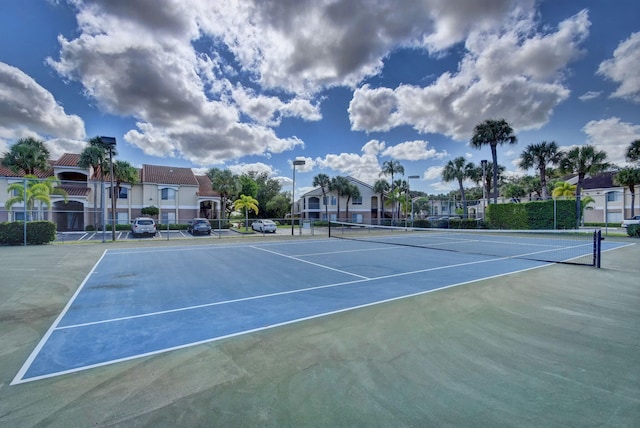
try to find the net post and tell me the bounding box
[594,229,601,268]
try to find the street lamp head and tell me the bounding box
[293,159,306,166]
[100,136,117,147]
[480,159,487,166]
[408,175,419,179]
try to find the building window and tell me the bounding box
[161,212,176,224]
[116,212,129,224]
[607,191,622,202]
[118,187,128,199]
[323,196,328,206]
[330,196,337,206]
[352,214,363,223]
[161,188,176,201]
[353,196,362,205]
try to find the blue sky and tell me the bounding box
[1,1,639,196]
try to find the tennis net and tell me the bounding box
[328,222,602,267]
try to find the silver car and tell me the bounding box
[131,217,156,237]
[251,219,277,233]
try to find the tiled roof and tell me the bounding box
[58,185,91,196]
[581,171,616,190]
[195,175,219,197]
[0,161,54,178]
[54,153,81,167]
[141,164,199,185]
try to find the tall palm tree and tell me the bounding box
[233,194,259,231]
[394,179,409,221]
[518,141,561,200]
[2,137,51,175]
[442,157,475,218]
[379,160,404,224]
[208,168,240,219]
[373,179,390,224]
[312,173,331,221]
[470,119,517,203]
[329,176,350,222]
[559,145,610,227]
[343,183,361,222]
[78,137,111,227]
[627,139,640,164]
[5,175,68,220]
[615,167,640,217]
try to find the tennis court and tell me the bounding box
[12,230,629,384]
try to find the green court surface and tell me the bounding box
[0,236,638,427]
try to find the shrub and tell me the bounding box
[0,221,56,245]
[626,224,640,237]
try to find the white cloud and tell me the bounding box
[0,62,85,143]
[315,151,381,184]
[578,91,601,101]
[582,117,640,165]
[349,9,587,140]
[598,32,640,102]
[381,140,448,160]
[227,162,278,176]
[45,138,87,161]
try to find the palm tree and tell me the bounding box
[627,140,640,164]
[208,168,240,220]
[615,167,640,217]
[442,157,475,218]
[2,137,51,175]
[312,173,331,222]
[373,179,390,224]
[518,141,561,200]
[233,194,259,231]
[329,176,350,222]
[552,182,576,199]
[78,137,111,227]
[379,160,404,224]
[470,119,518,203]
[112,160,139,194]
[343,183,361,222]
[559,145,610,228]
[5,175,68,220]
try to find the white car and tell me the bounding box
[621,215,640,228]
[131,217,156,237]
[252,219,277,233]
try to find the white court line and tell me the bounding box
[251,245,370,279]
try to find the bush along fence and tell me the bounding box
[0,221,56,245]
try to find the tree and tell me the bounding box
[5,175,68,220]
[470,119,518,203]
[615,167,640,217]
[518,141,561,200]
[552,182,576,199]
[344,183,361,222]
[78,136,111,227]
[442,157,475,218]
[112,160,139,193]
[329,176,350,221]
[265,193,290,219]
[627,140,640,164]
[2,137,50,175]
[373,179,390,224]
[559,145,610,227]
[233,194,259,231]
[208,168,240,219]
[239,175,258,199]
[313,173,331,222]
[379,160,404,223]
[250,171,283,219]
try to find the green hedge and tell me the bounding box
[0,221,57,245]
[486,200,576,229]
[626,224,640,237]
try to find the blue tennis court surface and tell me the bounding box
[12,237,629,384]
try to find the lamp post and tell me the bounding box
[100,136,117,241]
[480,159,487,220]
[291,159,306,235]
[408,175,419,227]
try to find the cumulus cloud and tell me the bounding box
[582,117,640,165]
[598,32,640,102]
[349,9,588,140]
[227,162,278,177]
[578,91,601,101]
[0,62,85,143]
[381,140,448,160]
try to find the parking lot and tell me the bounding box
[55,225,321,242]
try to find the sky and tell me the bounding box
[1,0,639,196]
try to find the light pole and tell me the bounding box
[481,159,487,220]
[100,136,117,241]
[408,175,419,227]
[291,159,305,235]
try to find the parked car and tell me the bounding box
[251,219,277,233]
[188,218,212,235]
[131,217,156,237]
[621,215,640,228]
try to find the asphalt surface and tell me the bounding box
[0,234,638,427]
